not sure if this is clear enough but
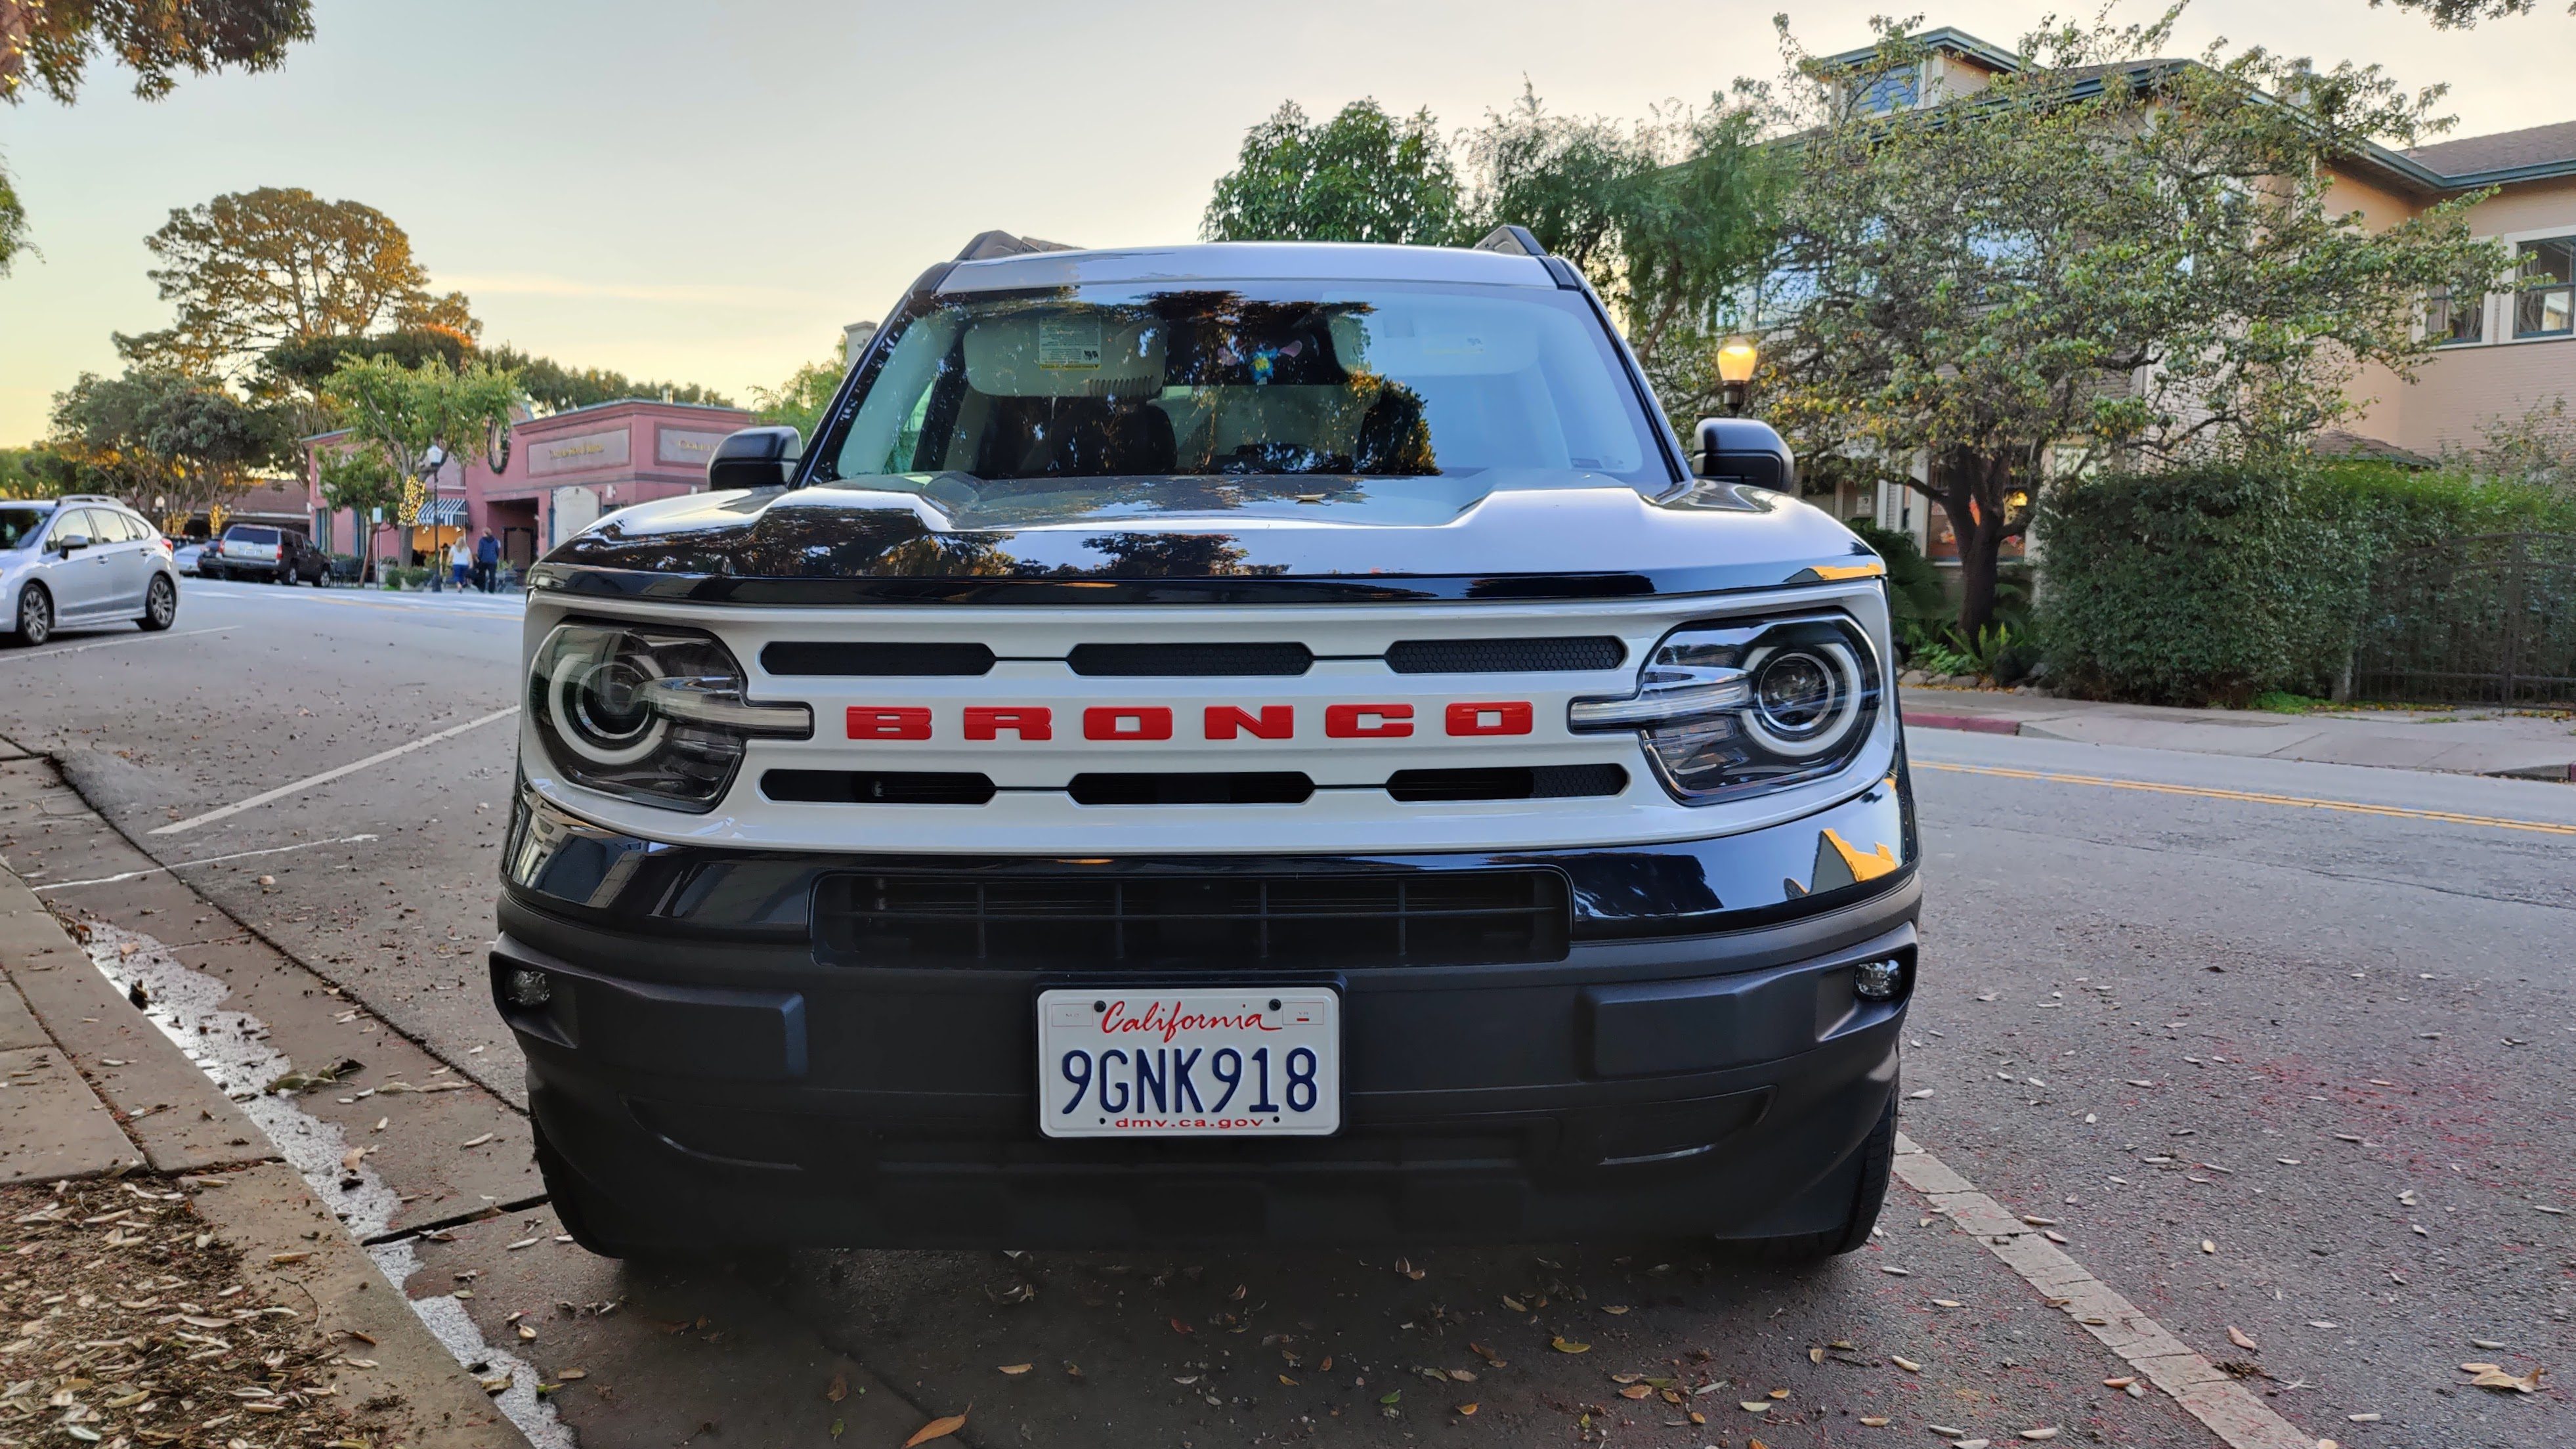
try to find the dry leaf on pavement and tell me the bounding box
[2226,1326,2258,1351]
[826,1373,848,1402]
[903,1409,968,1446]
[997,1364,1031,1375]
[1551,1337,1589,1353]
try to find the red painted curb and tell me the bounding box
[1901,710,2023,736]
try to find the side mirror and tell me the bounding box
[708,426,804,491]
[1693,418,1795,492]
[53,533,92,555]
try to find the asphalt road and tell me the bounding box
[2,574,2568,1449]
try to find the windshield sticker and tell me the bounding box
[1039,314,1104,370]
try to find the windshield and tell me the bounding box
[225,526,281,545]
[809,281,1673,492]
[0,507,48,550]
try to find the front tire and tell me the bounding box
[532,1117,684,1262]
[10,586,51,648]
[139,574,178,631]
[1750,1090,1897,1261]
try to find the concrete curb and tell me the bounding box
[0,855,528,1446]
[1902,708,2024,736]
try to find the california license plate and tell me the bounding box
[1037,988,1341,1138]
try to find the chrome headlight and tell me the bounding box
[1569,615,1882,804]
[528,622,811,811]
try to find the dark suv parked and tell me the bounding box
[208,524,329,584]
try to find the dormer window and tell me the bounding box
[1853,62,1923,115]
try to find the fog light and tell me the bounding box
[1853,958,1906,1001]
[504,967,553,1008]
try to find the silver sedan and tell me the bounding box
[0,496,182,647]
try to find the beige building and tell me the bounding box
[1803,29,2575,558]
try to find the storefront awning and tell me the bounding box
[414,498,469,527]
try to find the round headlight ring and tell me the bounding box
[546,639,668,766]
[1739,638,1864,758]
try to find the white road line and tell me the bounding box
[148,706,521,836]
[1892,1133,2325,1449]
[0,624,237,660]
[29,833,382,892]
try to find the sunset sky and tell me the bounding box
[3,0,2572,444]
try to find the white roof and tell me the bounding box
[938,241,1559,293]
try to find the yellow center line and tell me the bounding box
[1919,760,2576,836]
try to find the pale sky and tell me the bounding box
[3,0,2571,444]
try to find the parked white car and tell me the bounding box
[0,495,181,646]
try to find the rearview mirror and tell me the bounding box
[52,533,91,555]
[707,426,804,491]
[1692,418,1795,492]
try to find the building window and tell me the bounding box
[1853,63,1921,114]
[2426,286,2483,345]
[2512,238,2573,339]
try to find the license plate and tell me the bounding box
[1037,988,1341,1138]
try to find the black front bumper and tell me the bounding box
[492,775,1920,1247]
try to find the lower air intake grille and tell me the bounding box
[1386,636,1627,673]
[813,870,1570,969]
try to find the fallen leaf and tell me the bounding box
[1860,1416,1890,1426]
[557,1368,586,1381]
[1927,1427,1969,1439]
[1934,1299,1964,1308]
[1279,1373,1298,1386]
[1458,1402,1478,1416]
[1395,1257,1425,1280]
[1767,1387,1790,1399]
[1810,1347,1826,1365]
[1880,1265,1911,1276]
[2102,1377,2135,1389]
[2200,1240,2217,1254]
[1602,1305,1629,1314]
[1891,1356,1920,1373]
[903,1410,968,1446]
[2348,1412,2382,1422]
[1170,1317,1194,1335]
[461,1133,494,1149]
[997,1364,1031,1376]
[1502,1295,1527,1313]
[2021,1431,2060,1442]
[825,1373,847,1402]
[1620,1385,1654,1400]
[1469,1342,1505,1366]
[2227,1326,2258,1351]
[1448,1368,1476,1382]
[1739,1400,1771,1413]
[1551,1337,1590,1353]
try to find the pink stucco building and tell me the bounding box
[304,398,754,570]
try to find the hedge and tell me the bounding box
[2039,460,2576,706]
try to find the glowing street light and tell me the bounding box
[1717,335,1761,414]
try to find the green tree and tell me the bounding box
[0,444,79,498]
[2371,0,2573,24]
[319,355,520,582]
[1203,99,1463,246]
[116,187,477,376]
[1,0,314,274]
[479,343,733,413]
[1460,85,1786,381]
[45,369,291,530]
[1755,16,2504,638]
[751,345,846,440]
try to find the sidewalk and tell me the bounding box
[1900,686,2576,779]
[0,750,523,1446]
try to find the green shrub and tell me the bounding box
[2038,462,2372,706]
[2309,460,2576,550]
[1849,520,1950,626]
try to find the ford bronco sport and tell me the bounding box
[494,228,1918,1257]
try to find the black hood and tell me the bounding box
[530,471,1879,605]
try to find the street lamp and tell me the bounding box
[1717,335,1761,416]
[420,444,448,593]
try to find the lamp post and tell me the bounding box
[1717,336,1761,416]
[420,443,448,592]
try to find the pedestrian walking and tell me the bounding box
[474,529,502,593]
[448,536,471,590]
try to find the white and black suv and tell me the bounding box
[1,494,181,647]
[492,230,1918,1258]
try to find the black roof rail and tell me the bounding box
[955,230,1081,262]
[1474,225,1584,290]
